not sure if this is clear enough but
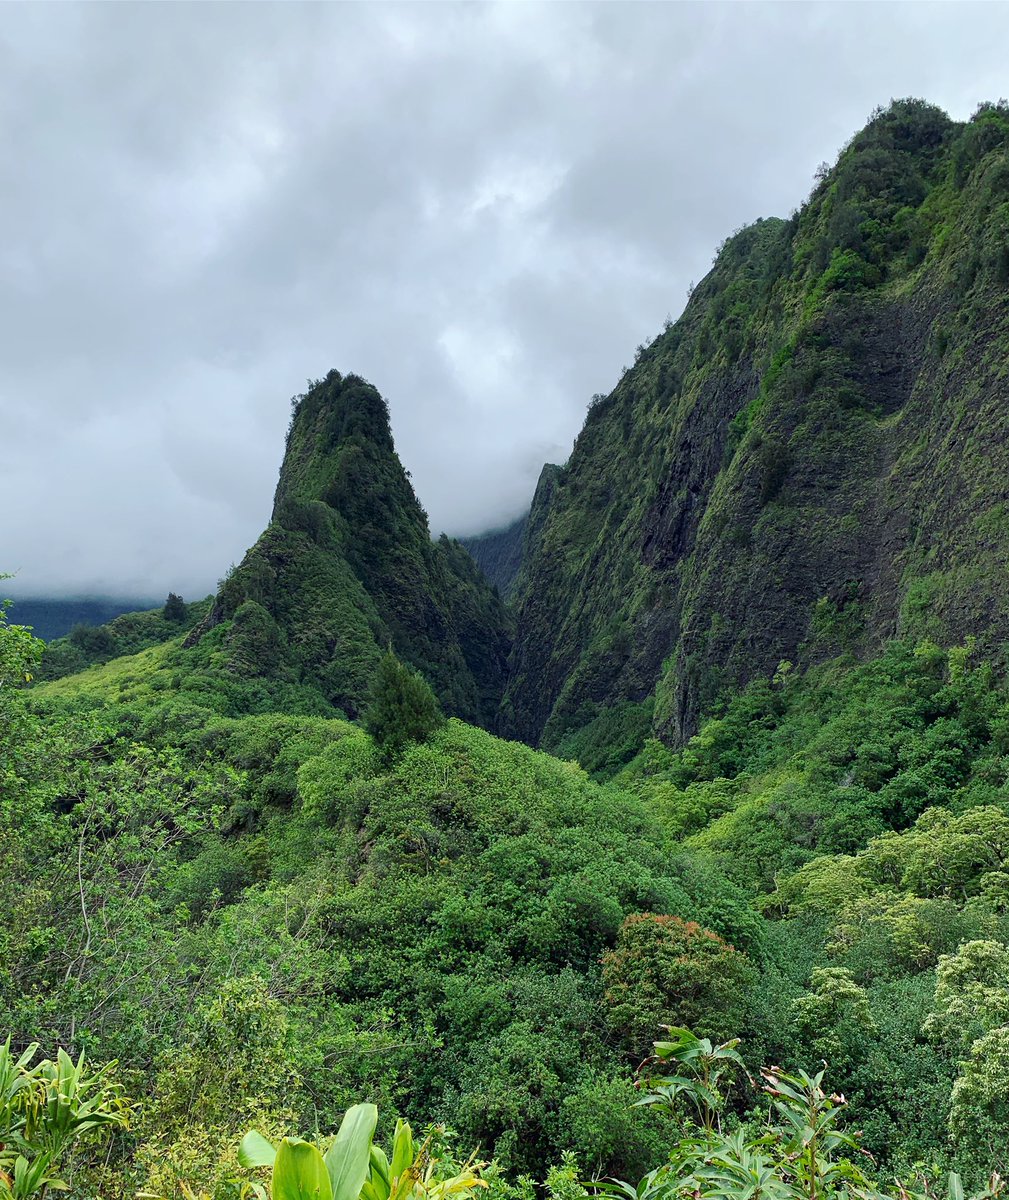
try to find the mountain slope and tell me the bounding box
[459,513,527,601]
[503,99,1009,754]
[187,371,512,722]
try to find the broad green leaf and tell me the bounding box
[274,1138,333,1200]
[323,1103,378,1200]
[369,1144,390,1190]
[362,1144,391,1200]
[240,1130,278,1170]
[389,1120,413,1185]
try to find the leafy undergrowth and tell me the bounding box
[11,591,1009,1191]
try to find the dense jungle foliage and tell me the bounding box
[11,599,1009,1195]
[7,98,1009,1200]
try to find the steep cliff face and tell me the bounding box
[189,371,511,722]
[504,99,1009,751]
[460,513,527,602]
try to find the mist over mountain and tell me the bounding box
[5,4,1009,599]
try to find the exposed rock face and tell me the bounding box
[503,100,1009,749]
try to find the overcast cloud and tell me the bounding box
[2,2,1007,599]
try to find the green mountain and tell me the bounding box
[12,98,1009,1199]
[502,99,1009,761]
[459,512,527,601]
[185,370,511,723]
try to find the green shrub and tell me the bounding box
[364,651,444,761]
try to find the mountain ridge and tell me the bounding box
[34,99,1009,767]
[499,98,1009,761]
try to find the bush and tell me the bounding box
[363,651,444,761]
[601,914,756,1054]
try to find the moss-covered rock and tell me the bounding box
[187,370,512,721]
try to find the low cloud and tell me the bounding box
[2,1,1007,597]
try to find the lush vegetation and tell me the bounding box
[8,97,1009,1200]
[12,585,1009,1194]
[504,98,1009,764]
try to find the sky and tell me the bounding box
[3,2,1008,600]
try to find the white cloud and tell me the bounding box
[2,1,1007,595]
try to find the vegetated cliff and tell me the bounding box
[187,371,511,722]
[460,464,566,605]
[503,99,1009,758]
[460,513,527,601]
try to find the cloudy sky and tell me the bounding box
[3,2,1007,599]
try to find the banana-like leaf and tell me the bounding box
[324,1104,378,1200]
[273,1138,333,1200]
[430,1168,488,1199]
[240,1130,278,1170]
[362,1143,391,1200]
[389,1120,413,1187]
[369,1144,390,1188]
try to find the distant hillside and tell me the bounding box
[5,597,157,642]
[35,596,212,679]
[459,512,527,601]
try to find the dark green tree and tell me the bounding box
[68,622,116,657]
[363,650,444,760]
[163,592,187,622]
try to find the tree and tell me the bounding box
[163,592,186,622]
[601,914,756,1054]
[137,977,300,1200]
[363,651,443,761]
[924,939,1009,1174]
[790,968,876,1074]
[949,1025,1009,1174]
[924,939,1009,1052]
[68,623,116,657]
[0,600,42,692]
